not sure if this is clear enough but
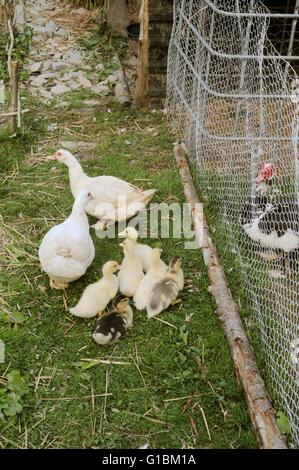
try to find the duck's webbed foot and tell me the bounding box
[92,220,115,232]
[50,278,69,290]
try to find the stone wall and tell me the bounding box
[148,0,173,106]
[106,0,174,106]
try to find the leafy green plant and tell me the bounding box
[0,370,30,419]
[0,310,27,325]
[277,411,291,435]
[0,29,32,81]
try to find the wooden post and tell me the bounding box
[134,0,149,107]
[173,143,287,449]
[10,61,19,133]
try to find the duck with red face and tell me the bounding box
[240,162,299,274]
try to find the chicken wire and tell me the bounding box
[166,0,299,447]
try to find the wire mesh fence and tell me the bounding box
[166,0,299,447]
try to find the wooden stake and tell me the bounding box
[134,0,149,108]
[173,143,287,449]
[10,61,19,133]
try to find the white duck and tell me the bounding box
[39,190,95,289]
[69,261,120,318]
[118,238,144,297]
[52,149,155,225]
[133,248,167,310]
[118,226,159,272]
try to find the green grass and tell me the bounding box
[0,96,257,449]
[0,13,257,448]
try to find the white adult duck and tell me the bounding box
[39,190,95,289]
[52,149,155,225]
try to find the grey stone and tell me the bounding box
[15,4,26,33]
[31,25,50,36]
[68,51,82,65]
[60,73,72,82]
[30,16,48,27]
[39,88,52,100]
[51,84,71,95]
[52,62,69,71]
[45,20,58,33]
[60,140,97,151]
[53,53,64,60]
[54,28,68,39]
[83,99,102,107]
[36,72,55,80]
[106,72,120,85]
[43,60,52,72]
[77,74,92,89]
[106,0,130,37]
[30,62,43,74]
[47,123,58,132]
[91,84,110,95]
[59,140,78,151]
[69,82,81,91]
[28,7,42,19]
[30,75,47,87]
[115,83,130,105]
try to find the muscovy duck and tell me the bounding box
[240,163,299,273]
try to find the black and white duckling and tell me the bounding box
[69,261,120,318]
[118,238,144,297]
[146,257,184,319]
[92,296,134,346]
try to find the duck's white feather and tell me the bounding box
[58,150,155,219]
[39,190,95,286]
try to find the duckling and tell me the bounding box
[146,257,184,319]
[118,226,163,272]
[69,261,120,318]
[133,248,167,310]
[92,296,133,345]
[118,238,144,297]
[166,256,184,291]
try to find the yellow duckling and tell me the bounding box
[118,239,144,297]
[133,248,167,310]
[118,226,163,273]
[92,296,134,346]
[69,261,120,318]
[146,257,184,319]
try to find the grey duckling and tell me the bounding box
[146,257,184,319]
